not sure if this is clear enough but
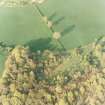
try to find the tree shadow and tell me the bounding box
[48,12,65,26]
[61,24,76,37]
[48,12,57,21]
[53,17,65,25]
[24,38,57,52]
[35,4,44,16]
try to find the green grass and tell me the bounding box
[0,7,52,44]
[0,0,105,74]
[0,0,105,48]
[39,0,105,49]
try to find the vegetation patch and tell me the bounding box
[0,36,105,105]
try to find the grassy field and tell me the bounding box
[0,0,105,74]
[39,0,105,49]
[0,0,105,48]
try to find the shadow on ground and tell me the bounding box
[48,12,57,20]
[61,24,76,37]
[25,38,59,52]
[48,12,76,37]
[53,17,65,25]
[48,12,65,26]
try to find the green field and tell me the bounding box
[0,0,105,73]
[39,0,105,48]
